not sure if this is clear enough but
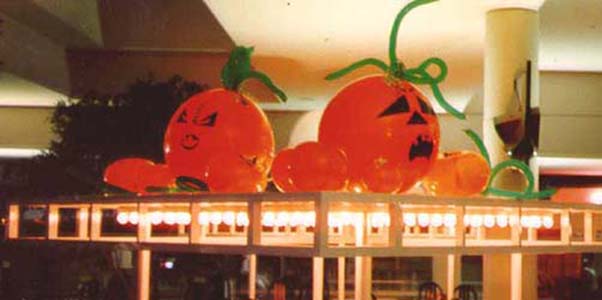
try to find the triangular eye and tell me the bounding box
[177,110,188,123]
[199,112,218,127]
[418,97,436,116]
[378,95,410,118]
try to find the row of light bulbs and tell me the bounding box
[402,213,554,229]
[116,211,191,226]
[116,211,554,229]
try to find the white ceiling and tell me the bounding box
[205,0,487,111]
[204,0,602,110]
[2,0,601,109]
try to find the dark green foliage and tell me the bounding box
[26,75,207,197]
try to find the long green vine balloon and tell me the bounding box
[325,0,465,120]
[221,46,287,102]
[464,129,556,199]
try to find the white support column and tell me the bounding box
[313,257,324,300]
[137,249,151,300]
[8,205,19,239]
[511,253,538,300]
[447,255,461,300]
[78,206,90,239]
[433,254,461,300]
[483,5,541,300]
[354,214,372,300]
[338,257,345,300]
[248,254,257,300]
[354,256,372,300]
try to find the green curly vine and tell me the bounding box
[463,129,556,200]
[325,0,464,120]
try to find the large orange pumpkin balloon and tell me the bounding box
[104,158,175,193]
[319,76,440,193]
[164,89,274,184]
[288,141,348,191]
[422,151,490,196]
[164,46,285,193]
[271,148,298,192]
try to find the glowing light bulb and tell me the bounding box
[520,216,530,228]
[290,212,303,227]
[542,216,554,229]
[176,212,191,225]
[531,216,542,229]
[370,212,390,228]
[150,211,163,225]
[351,212,363,227]
[262,212,275,227]
[418,213,430,227]
[128,212,140,225]
[340,212,353,226]
[198,212,210,226]
[464,215,471,227]
[431,214,443,227]
[470,215,483,228]
[209,212,222,225]
[443,214,456,228]
[236,212,249,227]
[222,211,235,226]
[116,212,128,225]
[164,212,176,225]
[328,213,341,228]
[483,215,495,228]
[509,215,519,226]
[303,212,316,227]
[496,215,509,228]
[403,213,417,227]
[275,212,290,227]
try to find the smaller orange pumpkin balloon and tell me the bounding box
[141,164,176,190]
[271,148,298,192]
[104,158,164,193]
[288,141,348,191]
[422,151,490,196]
[205,151,268,193]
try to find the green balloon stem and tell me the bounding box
[220,46,287,102]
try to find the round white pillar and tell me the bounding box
[482,7,541,300]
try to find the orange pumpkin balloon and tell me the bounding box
[319,76,440,193]
[271,148,298,192]
[164,89,274,184]
[141,163,176,189]
[288,141,348,191]
[104,158,174,193]
[422,151,490,196]
[205,151,268,193]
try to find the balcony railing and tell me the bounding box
[7,192,602,256]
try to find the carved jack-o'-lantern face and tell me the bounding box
[319,75,440,193]
[164,88,274,182]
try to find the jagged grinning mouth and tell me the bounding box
[409,135,434,161]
